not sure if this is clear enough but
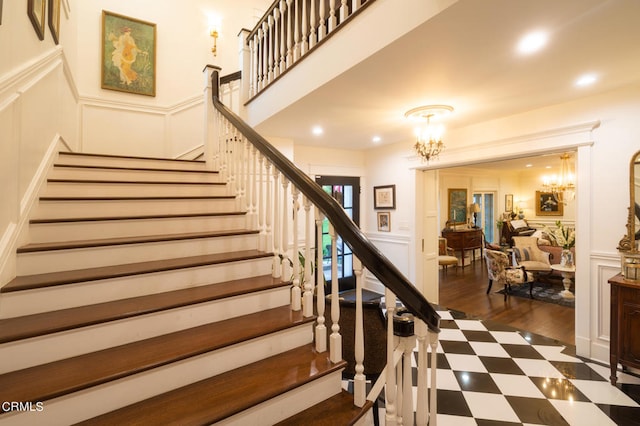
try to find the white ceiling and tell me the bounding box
[254,0,640,155]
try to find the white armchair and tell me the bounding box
[512,236,553,297]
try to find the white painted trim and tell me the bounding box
[79,94,202,116]
[0,48,62,96]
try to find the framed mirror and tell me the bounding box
[619,150,640,255]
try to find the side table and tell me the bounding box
[551,264,576,299]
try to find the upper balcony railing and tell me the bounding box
[246,0,377,99]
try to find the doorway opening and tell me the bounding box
[315,175,360,292]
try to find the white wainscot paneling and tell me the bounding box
[168,103,205,158]
[82,105,166,158]
[588,254,622,364]
[364,233,411,293]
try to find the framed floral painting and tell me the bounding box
[101,11,156,96]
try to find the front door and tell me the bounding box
[315,175,360,292]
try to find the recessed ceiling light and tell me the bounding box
[311,126,323,136]
[575,73,598,87]
[525,164,533,168]
[545,165,552,169]
[372,136,381,143]
[517,30,548,55]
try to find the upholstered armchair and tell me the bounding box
[484,249,532,300]
[512,236,553,291]
[438,237,458,275]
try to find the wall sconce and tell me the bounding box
[208,15,221,57]
[210,26,219,56]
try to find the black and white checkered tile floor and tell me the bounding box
[348,306,640,425]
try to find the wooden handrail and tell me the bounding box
[212,70,440,333]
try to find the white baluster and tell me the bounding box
[250,147,258,230]
[293,0,301,61]
[257,154,266,250]
[242,139,250,214]
[415,320,428,426]
[402,335,415,424]
[352,0,361,13]
[272,170,281,278]
[249,36,256,97]
[286,0,294,66]
[385,288,397,426]
[353,257,365,407]
[265,161,273,255]
[273,6,280,79]
[303,196,314,317]
[328,0,337,32]
[291,186,301,311]
[329,223,342,363]
[340,0,348,22]
[267,15,275,82]
[429,329,439,426]
[315,209,327,352]
[281,177,291,281]
[300,0,308,55]
[260,22,268,89]
[318,0,327,41]
[308,0,317,48]
[279,0,287,73]
[396,360,403,425]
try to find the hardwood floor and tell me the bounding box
[438,257,575,345]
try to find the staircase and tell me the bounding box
[0,151,372,425]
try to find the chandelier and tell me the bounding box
[405,105,453,162]
[542,153,575,203]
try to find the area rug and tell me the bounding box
[497,281,574,308]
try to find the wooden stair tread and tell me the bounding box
[75,344,344,426]
[30,210,246,224]
[0,306,314,405]
[275,390,373,426]
[54,164,219,174]
[2,250,272,293]
[57,151,206,165]
[0,275,288,344]
[48,178,225,185]
[17,229,258,253]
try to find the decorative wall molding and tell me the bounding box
[80,94,202,116]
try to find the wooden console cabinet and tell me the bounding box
[609,273,640,385]
[442,228,483,267]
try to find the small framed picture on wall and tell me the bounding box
[373,185,396,210]
[505,194,513,212]
[535,191,563,216]
[377,212,391,232]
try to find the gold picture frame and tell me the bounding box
[535,191,564,216]
[48,0,61,44]
[28,0,46,40]
[101,10,157,97]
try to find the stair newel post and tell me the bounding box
[265,161,274,257]
[302,196,314,317]
[315,208,327,352]
[238,29,251,106]
[272,169,281,278]
[291,185,301,311]
[401,335,415,424]
[415,320,428,426]
[329,223,342,363]
[281,177,291,281]
[385,288,398,426]
[396,360,404,426]
[353,256,366,407]
[286,0,294,66]
[203,65,221,171]
[318,0,327,41]
[328,0,337,32]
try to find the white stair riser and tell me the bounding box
[35,198,238,218]
[50,167,222,183]
[216,372,343,426]
[28,215,248,243]
[0,257,274,318]
[56,154,209,171]
[0,287,291,373]
[0,326,315,426]
[44,182,229,197]
[17,233,259,275]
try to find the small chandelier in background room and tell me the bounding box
[404,105,453,162]
[542,152,576,204]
